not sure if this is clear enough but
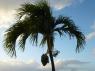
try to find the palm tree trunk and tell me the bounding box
[47,37,55,71]
[49,50,55,71]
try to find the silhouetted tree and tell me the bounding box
[3,0,85,71]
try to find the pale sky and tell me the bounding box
[0,0,95,71]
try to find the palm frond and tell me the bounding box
[3,0,85,59]
[3,22,25,57]
[18,33,29,51]
[40,35,47,47]
[54,16,85,52]
[17,3,35,19]
[3,19,33,56]
[29,33,38,46]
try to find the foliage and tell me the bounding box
[4,0,85,60]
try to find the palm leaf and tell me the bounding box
[54,16,85,52]
[4,22,25,56]
[18,33,30,51]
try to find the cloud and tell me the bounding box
[0,10,16,28]
[0,0,32,29]
[0,0,32,10]
[0,0,85,11]
[86,21,95,40]
[0,59,41,71]
[50,0,85,10]
[0,0,85,29]
[49,0,74,10]
[86,32,95,40]
[0,59,93,71]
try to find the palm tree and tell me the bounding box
[3,0,85,71]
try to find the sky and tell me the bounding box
[0,0,95,71]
